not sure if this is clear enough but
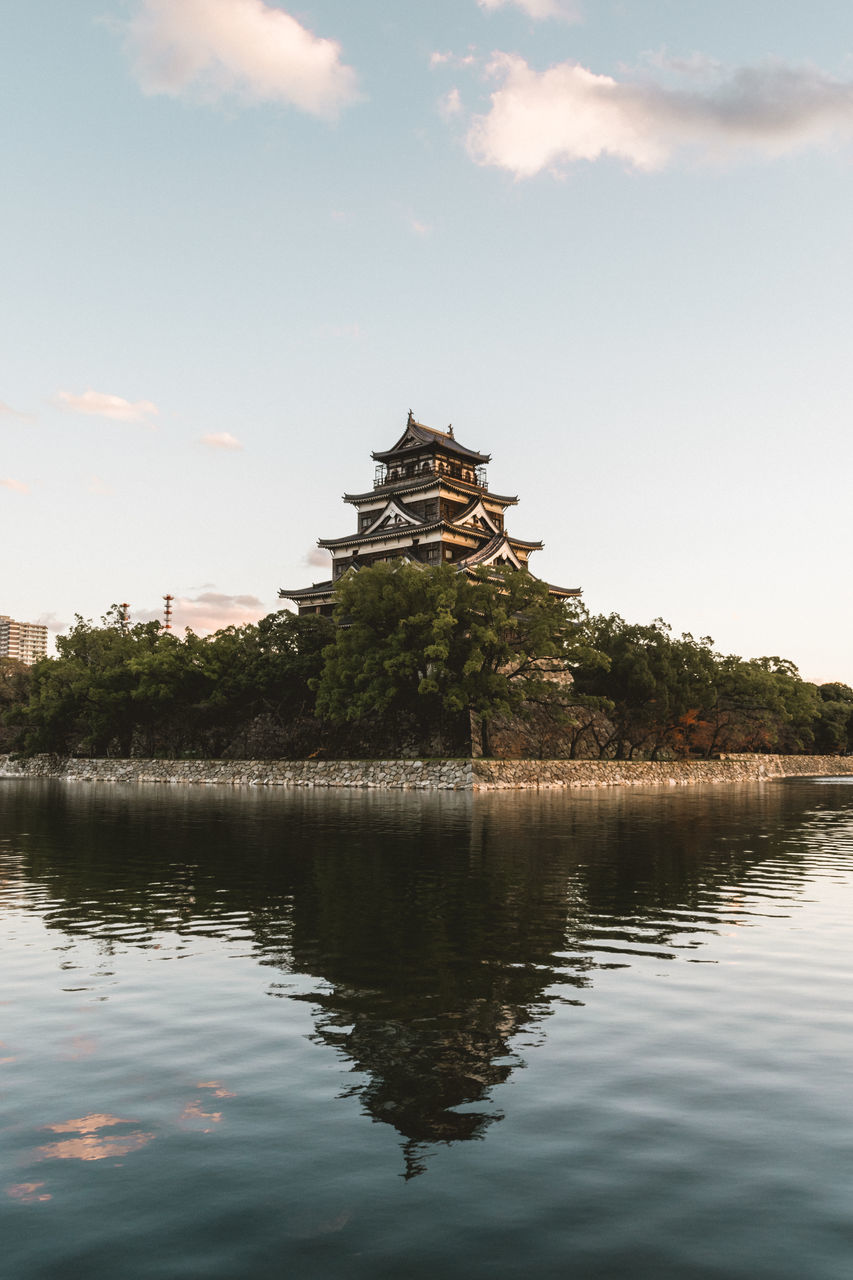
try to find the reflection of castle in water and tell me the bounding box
[6,783,827,1178]
[307,989,518,1178]
[283,798,590,1177]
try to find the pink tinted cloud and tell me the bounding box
[1,477,29,494]
[439,87,463,119]
[200,431,243,450]
[55,389,159,424]
[34,613,67,634]
[0,401,36,423]
[127,0,360,119]
[468,54,853,178]
[478,0,583,21]
[430,51,477,70]
[136,591,269,634]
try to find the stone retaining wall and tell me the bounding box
[2,753,852,790]
[470,754,853,789]
[0,755,473,790]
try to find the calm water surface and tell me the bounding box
[2,778,853,1279]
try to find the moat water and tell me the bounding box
[2,778,853,1279]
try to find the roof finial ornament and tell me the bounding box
[407,408,414,426]
[447,423,454,437]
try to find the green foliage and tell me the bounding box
[314,562,463,725]
[460,566,604,717]
[696,656,821,756]
[13,611,162,756]
[313,562,596,741]
[814,682,853,754]
[1,577,850,761]
[569,619,839,759]
[571,615,718,759]
[819,682,853,704]
[6,607,333,758]
[0,657,32,751]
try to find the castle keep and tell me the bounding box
[280,412,579,615]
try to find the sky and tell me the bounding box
[2,0,853,683]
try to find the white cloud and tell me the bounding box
[200,431,243,450]
[304,547,328,569]
[137,591,268,634]
[0,401,36,423]
[478,0,582,22]
[410,217,432,236]
[56,389,159,423]
[127,0,359,119]
[467,54,853,177]
[34,612,67,634]
[1,477,29,494]
[431,50,477,70]
[88,475,114,496]
[439,87,463,119]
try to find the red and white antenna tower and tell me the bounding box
[163,594,174,632]
[119,603,130,632]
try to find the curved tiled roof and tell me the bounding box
[278,579,333,601]
[318,518,446,549]
[372,418,490,465]
[344,476,518,506]
[459,532,506,566]
[317,513,544,551]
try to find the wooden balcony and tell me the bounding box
[374,463,488,489]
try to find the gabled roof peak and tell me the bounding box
[408,409,454,439]
[374,412,490,465]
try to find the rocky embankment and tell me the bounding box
[2,753,852,790]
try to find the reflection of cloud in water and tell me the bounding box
[44,1113,127,1134]
[197,1080,235,1098]
[37,1114,155,1162]
[179,1081,235,1131]
[179,1101,222,1132]
[313,1209,353,1236]
[61,1034,97,1060]
[6,1181,51,1203]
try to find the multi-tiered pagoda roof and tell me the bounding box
[280,412,579,615]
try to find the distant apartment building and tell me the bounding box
[0,615,48,665]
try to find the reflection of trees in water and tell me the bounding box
[3,779,845,1177]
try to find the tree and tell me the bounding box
[12,607,335,758]
[313,562,466,740]
[313,562,598,750]
[690,656,821,757]
[814,682,853,754]
[0,657,31,751]
[14,609,162,756]
[571,615,718,759]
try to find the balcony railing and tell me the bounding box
[374,463,488,490]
